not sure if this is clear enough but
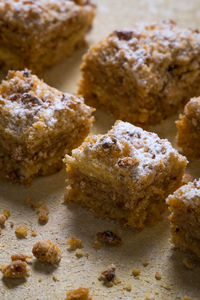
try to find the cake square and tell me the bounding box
[0,70,94,184]
[65,121,187,230]
[0,0,96,73]
[176,97,200,157]
[167,180,200,258]
[79,20,200,125]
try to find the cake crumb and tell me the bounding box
[75,249,84,258]
[31,230,37,237]
[98,264,116,287]
[1,260,29,278]
[96,231,122,246]
[9,222,14,228]
[15,225,28,238]
[123,283,132,291]
[93,240,102,249]
[142,259,149,267]
[65,287,91,300]
[26,198,49,225]
[52,274,59,282]
[132,268,141,277]
[11,254,32,262]
[0,209,10,227]
[155,272,162,280]
[183,257,195,269]
[32,241,61,265]
[66,237,83,251]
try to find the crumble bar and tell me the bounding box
[176,97,200,157]
[0,70,94,184]
[79,20,200,125]
[167,180,200,258]
[0,0,96,73]
[65,121,187,230]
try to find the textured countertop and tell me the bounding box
[1,1,200,299]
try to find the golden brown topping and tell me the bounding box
[15,225,28,238]
[132,268,141,277]
[66,287,92,300]
[32,241,61,264]
[1,260,29,278]
[99,264,116,284]
[11,254,32,262]
[66,237,83,251]
[96,231,122,246]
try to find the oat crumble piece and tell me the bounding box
[65,121,186,230]
[66,287,92,300]
[1,260,29,278]
[132,268,141,277]
[32,241,61,265]
[98,264,116,287]
[0,70,94,184]
[177,97,200,157]
[0,0,96,73]
[79,20,200,125]
[15,225,28,238]
[167,179,200,258]
[67,237,83,251]
[96,231,122,246]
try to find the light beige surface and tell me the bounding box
[1,1,200,299]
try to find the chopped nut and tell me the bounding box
[31,229,37,237]
[15,225,28,238]
[67,237,83,251]
[32,241,61,264]
[66,287,92,300]
[132,268,141,277]
[11,254,32,262]
[183,257,195,269]
[123,283,132,291]
[142,259,149,267]
[1,260,29,278]
[96,231,122,246]
[155,272,162,280]
[75,249,84,258]
[93,240,102,249]
[99,264,116,286]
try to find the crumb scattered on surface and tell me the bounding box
[0,209,10,227]
[132,268,141,277]
[32,241,61,264]
[31,230,37,237]
[11,254,32,262]
[26,198,49,225]
[0,215,6,227]
[142,260,149,267]
[65,287,92,300]
[96,231,122,246]
[183,257,195,269]
[93,240,102,249]
[38,277,43,282]
[123,283,132,291]
[98,264,116,287]
[1,260,29,278]
[155,272,162,280]
[67,237,83,251]
[9,222,14,228]
[75,249,84,258]
[15,225,28,238]
[52,274,59,282]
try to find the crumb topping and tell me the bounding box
[1,260,29,278]
[66,237,83,251]
[15,224,28,238]
[32,241,61,264]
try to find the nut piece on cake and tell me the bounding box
[0,70,94,184]
[0,0,96,73]
[79,20,200,125]
[176,97,200,157]
[65,120,187,230]
[167,179,200,258]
